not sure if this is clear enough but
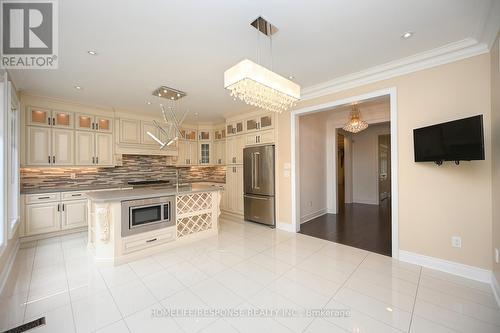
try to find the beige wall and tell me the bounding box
[491,34,500,284]
[351,123,390,205]
[299,112,328,221]
[277,54,493,269]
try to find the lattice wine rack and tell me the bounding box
[176,192,216,238]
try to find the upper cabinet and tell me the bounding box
[76,114,113,132]
[245,113,274,132]
[226,121,244,136]
[214,128,226,141]
[198,129,211,141]
[26,106,74,129]
[180,128,197,141]
[119,118,141,144]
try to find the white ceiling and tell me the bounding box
[8,0,498,123]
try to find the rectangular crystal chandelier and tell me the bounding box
[224,17,300,114]
[224,59,300,113]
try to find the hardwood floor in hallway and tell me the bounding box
[299,201,392,256]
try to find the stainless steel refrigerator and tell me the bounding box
[243,145,275,227]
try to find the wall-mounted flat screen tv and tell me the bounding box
[413,115,484,163]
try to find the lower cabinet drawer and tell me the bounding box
[26,192,61,204]
[62,191,87,200]
[122,227,176,254]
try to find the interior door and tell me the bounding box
[52,129,74,165]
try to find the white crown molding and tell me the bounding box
[301,38,489,101]
[399,250,492,283]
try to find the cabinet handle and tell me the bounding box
[146,238,157,243]
[53,118,56,126]
[38,196,50,200]
[95,157,99,164]
[96,122,99,130]
[48,117,51,125]
[71,194,82,197]
[48,156,51,164]
[92,157,95,164]
[52,156,55,164]
[57,204,60,212]
[62,204,65,211]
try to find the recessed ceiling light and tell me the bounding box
[401,31,414,39]
[194,112,199,116]
[146,101,152,105]
[288,75,294,80]
[87,50,97,55]
[74,85,82,90]
[386,307,393,312]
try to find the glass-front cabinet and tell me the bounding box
[246,113,274,132]
[199,142,211,165]
[198,129,211,141]
[76,114,112,132]
[180,128,197,141]
[214,128,226,140]
[26,107,74,128]
[227,121,244,136]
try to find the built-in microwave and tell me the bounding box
[121,196,176,237]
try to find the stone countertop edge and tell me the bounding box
[85,185,222,203]
[20,181,226,195]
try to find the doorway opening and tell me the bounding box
[292,88,398,257]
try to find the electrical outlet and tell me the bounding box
[495,248,499,264]
[451,236,462,248]
[309,201,313,207]
[70,173,76,179]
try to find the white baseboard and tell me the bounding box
[352,199,379,205]
[492,273,500,309]
[399,250,492,283]
[276,222,296,232]
[0,239,20,296]
[300,209,327,224]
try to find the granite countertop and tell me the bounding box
[20,181,226,195]
[85,184,222,203]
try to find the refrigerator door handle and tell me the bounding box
[253,152,260,190]
[244,194,271,200]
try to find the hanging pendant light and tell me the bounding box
[343,105,368,133]
[224,17,300,114]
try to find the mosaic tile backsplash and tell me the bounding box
[21,154,226,192]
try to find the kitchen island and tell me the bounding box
[86,184,222,264]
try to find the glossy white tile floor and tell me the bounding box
[1,216,499,333]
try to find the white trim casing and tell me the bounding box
[291,87,399,258]
[399,250,492,284]
[0,239,20,296]
[276,222,296,233]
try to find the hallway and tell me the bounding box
[299,201,392,256]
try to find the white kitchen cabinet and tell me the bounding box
[119,118,141,144]
[27,126,51,165]
[198,142,211,165]
[213,141,225,165]
[76,114,113,132]
[225,165,244,215]
[198,129,211,141]
[75,131,95,165]
[61,200,87,230]
[52,129,74,165]
[180,128,197,141]
[26,202,60,235]
[26,106,74,129]
[214,128,226,141]
[226,135,246,164]
[75,131,113,166]
[245,129,275,146]
[188,141,198,165]
[226,121,244,136]
[177,140,198,165]
[95,133,113,166]
[245,113,274,132]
